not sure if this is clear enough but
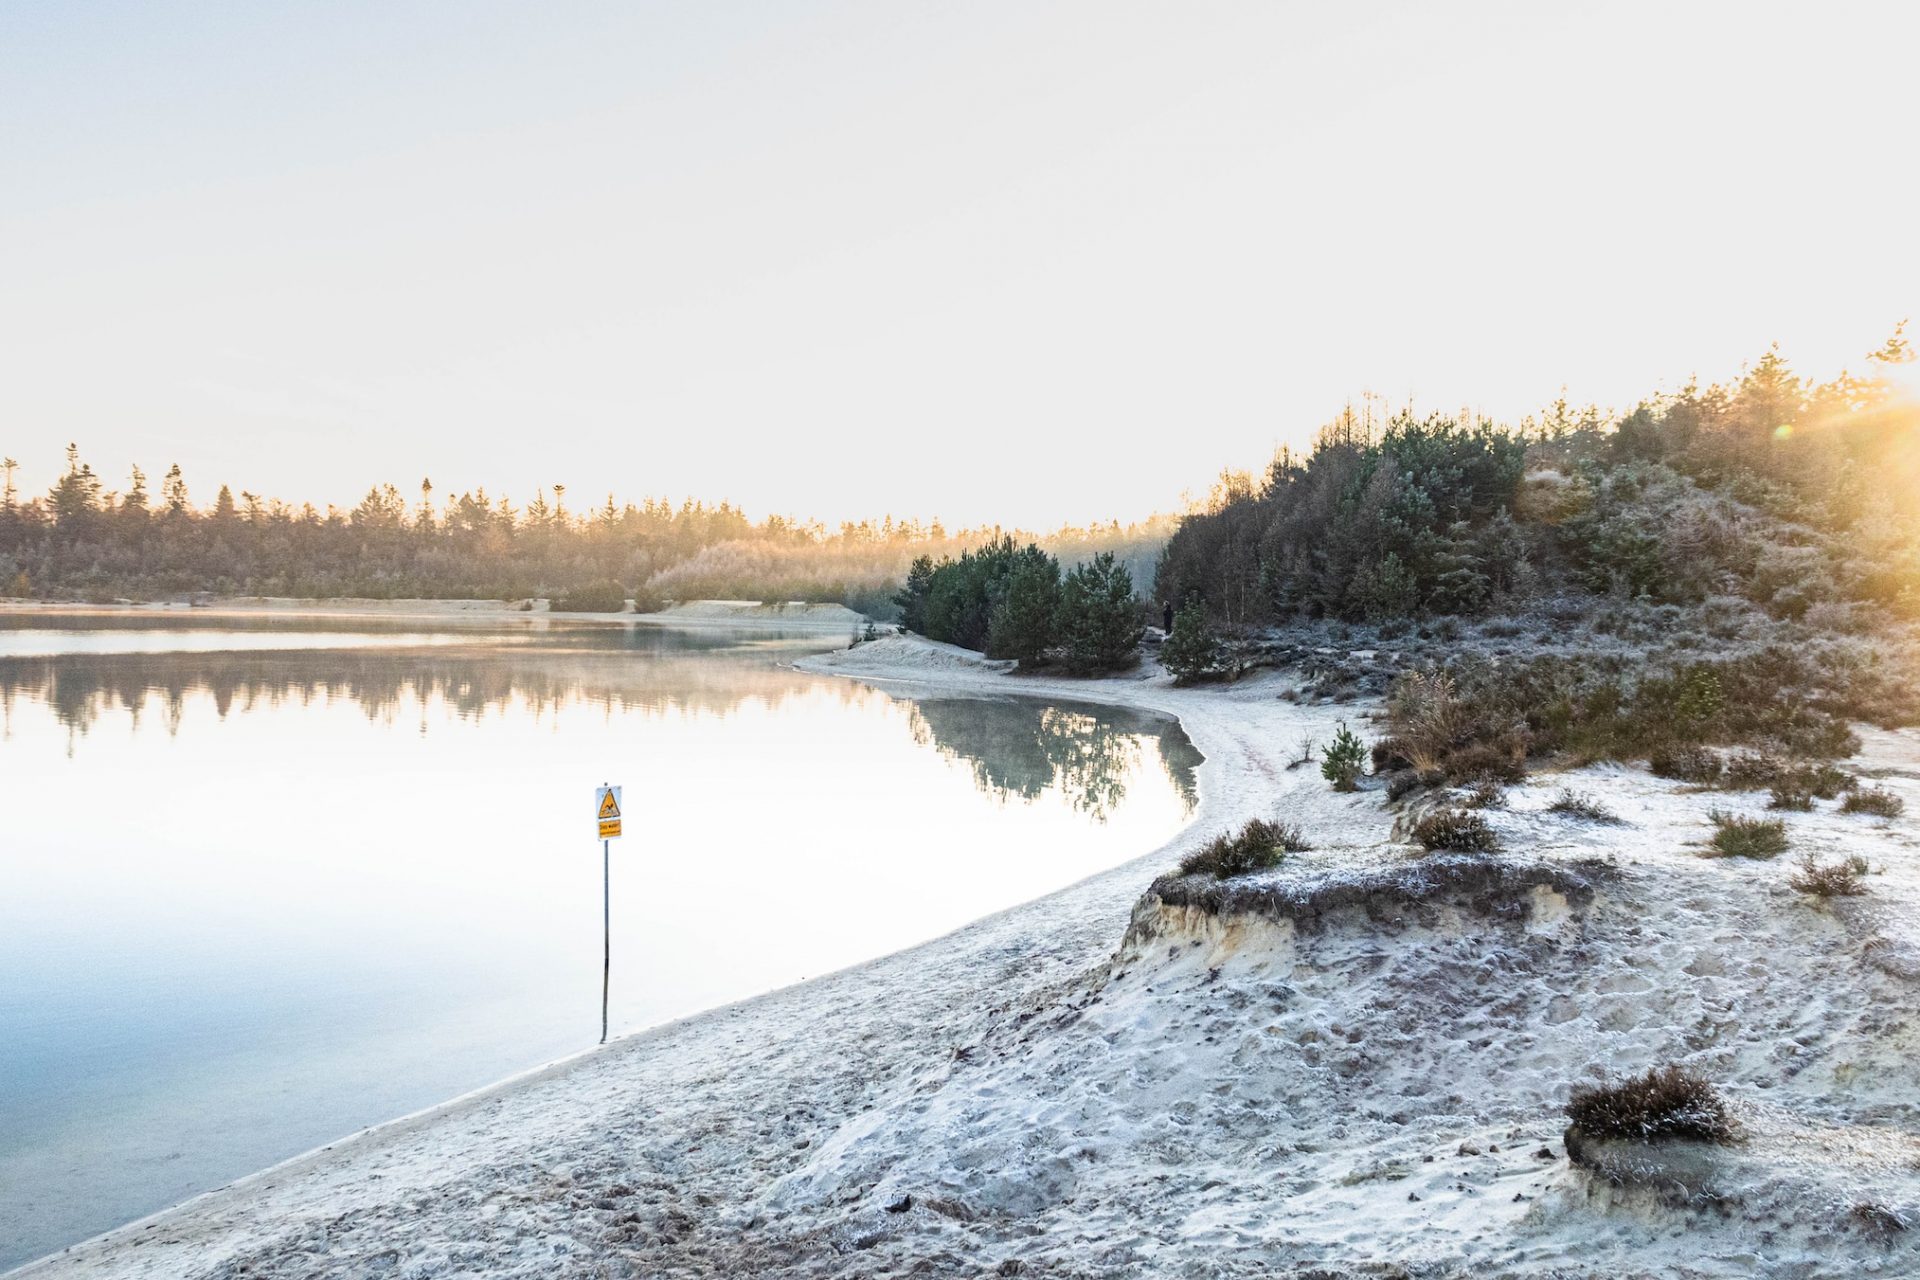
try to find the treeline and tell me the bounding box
[1155,330,1920,628]
[0,450,1172,616]
[894,538,1144,672]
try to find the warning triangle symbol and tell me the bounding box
[599,789,620,819]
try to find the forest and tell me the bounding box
[1153,331,1920,630]
[0,453,1171,617]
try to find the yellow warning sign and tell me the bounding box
[595,784,623,840]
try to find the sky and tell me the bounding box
[3,0,1916,529]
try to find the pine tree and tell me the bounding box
[987,552,1060,665]
[894,555,935,634]
[1160,599,1223,684]
[1058,551,1142,673]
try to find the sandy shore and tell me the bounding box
[10,638,1347,1279]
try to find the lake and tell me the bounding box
[0,610,1198,1269]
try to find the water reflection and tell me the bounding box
[908,697,1199,820]
[0,640,1200,824]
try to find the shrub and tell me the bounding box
[1160,599,1225,684]
[1842,787,1905,818]
[550,580,628,612]
[1565,1066,1733,1144]
[1461,780,1505,809]
[1767,784,1814,811]
[1548,789,1621,823]
[1177,818,1309,879]
[1321,723,1368,791]
[1650,745,1722,784]
[1412,808,1499,852]
[1057,551,1143,674]
[1788,853,1869,897]
[1706,810,1789,858]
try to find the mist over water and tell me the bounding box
[0,614,1197,1269]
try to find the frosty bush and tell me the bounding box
[1788,853,1869,897]
[1412,808,1499,852]
[1177,819,1309,879]
[1841,787,1905,818]
[1547,790,1620,823]
[1566,1066,1733,1144]
[1705,811,1789,858]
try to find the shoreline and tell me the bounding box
[11,636,1351,1279]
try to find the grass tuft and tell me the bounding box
[1547,789,1622,823]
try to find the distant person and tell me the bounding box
[1162,600,1174,632]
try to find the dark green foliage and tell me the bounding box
[987,552,1061,664]
[1566,1066,1733,1144]
[920,537,1059,656]
[1057,552,1143,673]
[1320,723,1367,791]
[1411,808,1499,852]
[550,580,628,612]
[894,555,935,634]
[1841,787,1905,817]
[1160,599,1224,684]
[1706,811,1789,858]
[1177,818,1310,879]
[1156,413,1527,623]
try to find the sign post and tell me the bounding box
[595,783,622,1043]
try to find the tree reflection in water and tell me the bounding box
[0,643,859,750]
[907,696,1199,821]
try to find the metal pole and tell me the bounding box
[600,837,610,1044]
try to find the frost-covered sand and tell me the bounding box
[14,636,1920,1278]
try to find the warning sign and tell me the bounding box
[596,784,622,839]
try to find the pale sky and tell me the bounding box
[3,1,1915,528]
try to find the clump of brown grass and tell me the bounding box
[1566,1065,1734,1144]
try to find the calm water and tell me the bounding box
[0,612,1197,1268]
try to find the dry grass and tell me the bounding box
[1178,819,1310,879]
[1566,1065,1734,1144]
[1547,789,1622,824]
[1767,784,1814,811]
[1788,853,1870,897]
